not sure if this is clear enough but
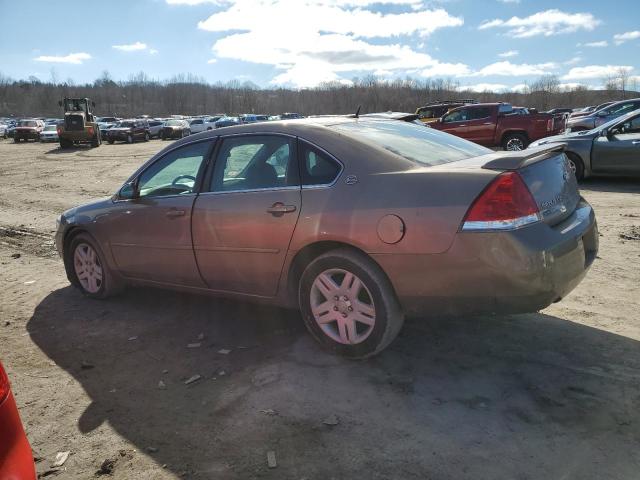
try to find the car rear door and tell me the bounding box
[106,140,214,286]
[191,134,301,296]
[465,107,494,145]
[592,114,640,174]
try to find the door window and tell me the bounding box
[137,141,212,198]
[299,143,341,185]
[468,107,491,120]
[209,135,298,192]
[443,109,468,123]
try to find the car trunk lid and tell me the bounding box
[481,144,580,226]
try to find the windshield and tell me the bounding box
[18,120,37,127]
[44,125,57,131]
[591,108,640,133]
[330,120,491,166]
[116,121,134,128]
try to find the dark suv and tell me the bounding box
[106,119,150,144]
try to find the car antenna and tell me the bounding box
[354,105,361,118]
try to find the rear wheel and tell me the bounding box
[299,248,404,358]
[14,137,19,143]
[67,233,121,299]
[108,139,114,144]
[144,132,150,142]
[502,133,528,151]
[59,138,72,149]
[126,134,133,144]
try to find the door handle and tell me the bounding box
[267,203,297,215]
[166,209,186,218]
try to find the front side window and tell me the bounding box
[137,141,212,198]
[443,109,467,123]
[209,135,297,192]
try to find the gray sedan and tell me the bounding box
[55,118,598,357]
[567,98,640,132]
[530,108,640,180]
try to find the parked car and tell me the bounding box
[14,119,45,142]
[189,118,216,134]
[54,118,597,358]
[529,108,640,180]
[106,119,150,144]
[99,123,114,139]
[567,98,640,131]
[545,108,573,115]
[430,103,567,150]
[214,116,241,128]
[280,112,303,120]
[569,101,616,119]
[415,99,477,124]
[39,124,59,142]
[0,360,37,479]
[255,115,270,122]
[0,123,7,139]
[148,120,164,139]
[160,119,190,139]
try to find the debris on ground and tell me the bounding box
[187,343,201,348]
[260,409,278,416]
[24,280,35,285]
[619,226,640,241]
[267,451,277,469]
[127,336,138,341]
[162,369,169,374]
[322,415,339,426]
[184,375,202,385]
[146,446,158,453]
[80,361,94,370]
[51,451,70,468]
[96,457,116,475]
[11,253,20,259]
[158,380,166,389]
[217,348,231,355]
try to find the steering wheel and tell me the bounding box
[172,175,196,187]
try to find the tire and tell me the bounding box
[59,138,72,149]
[298,248,404,359]
[108,139,114,144]
[14,137,19,143]
[91,132,100,148]
[566,152,585,181]
[66,233,122,299]
[502,132,528,151]
[144,132,150,142]
[126,134,133,144]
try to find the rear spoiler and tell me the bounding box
[481,143,567,171]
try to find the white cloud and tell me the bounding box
[196,0,464,87]
[420,62,471,77]
[149,48,159,55]
[479,9,599,38]
[564,56,581,66]
[168,0,424,5]
[562,65,633,80]
[458,83,508,92]
[113,41,148,51]
[497,0,520,3]
[613,31,640,45]
[498,50,518,58]
[207,58,218,64]
[558,82,586,90]
[470,60,557,77]
[34,52,91,64]
[580,40,608,47]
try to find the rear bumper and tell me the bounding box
[374,199,598,317]
[14,130,39,140]
[0,393,37,479]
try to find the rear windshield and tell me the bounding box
[19,120,37,127]
[329,121,490,166]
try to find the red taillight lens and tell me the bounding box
[0,361,10,404]
[57,127,62,135]
[462,172,540,231]
[87,126,94,135]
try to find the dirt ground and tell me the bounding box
[1,138,639,479]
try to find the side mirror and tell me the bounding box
[118,181,138,200]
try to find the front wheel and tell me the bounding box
[144,132,150,142]
[299,249,404,358]
[566,153,585,181]
[67,233,121,299]
[126,134,133,144]
[502,133,528,151]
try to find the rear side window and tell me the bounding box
[469,107,491,120]
[299,142,341,186]
[330,120,491,167]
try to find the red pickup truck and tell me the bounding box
[430,103,567,150]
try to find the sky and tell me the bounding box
[0,0,639,91]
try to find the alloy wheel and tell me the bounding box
[310,268,376,345]
[73,243,103,294]
[506,138,525,151]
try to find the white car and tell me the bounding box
[0,123,7,139]
[189,118,217,134]
[39,124,59,142]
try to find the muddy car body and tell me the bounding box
[160,119,190,139]
[13,119,45,142]
[55,118,598,357]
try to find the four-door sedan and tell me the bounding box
[530,108,640,180]
[567,98,640,132]
[55,118,598,358]
[0,360,37,479]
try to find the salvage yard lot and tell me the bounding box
[1,139,639,479]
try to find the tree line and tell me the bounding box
[0,70,636,118]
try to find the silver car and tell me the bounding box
[567,98,640,131]
[55,118,598,357]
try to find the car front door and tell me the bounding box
[106,140,214,286]
[465,107,494,145]
[592,115,640,174]
[438,108,470,139]
[191,134,301,296]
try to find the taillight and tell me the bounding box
[87,126,94,135]
[57,127,62,135]
[0,361,10,404]
[461,172,540,231]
